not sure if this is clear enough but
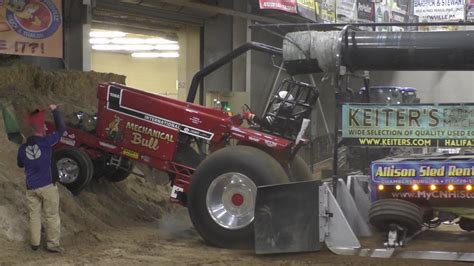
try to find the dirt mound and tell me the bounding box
[0,62,174,245]
[0,61,125,131]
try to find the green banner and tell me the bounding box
[342,104,474,147]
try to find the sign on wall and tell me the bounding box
[372,160,474,185]
[342,104,474,147]
[356,0,375,30]
[414,0,465,22]
[259,0,298,13]
[0,0,63,58]
[336,0,357,22]
[297,0,318,21]
[317,0,336,23]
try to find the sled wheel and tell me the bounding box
[54,148,93,194]
[369,199,423,234]
[188,145,289,248]
[458,217,474,232]
[288,154,314,182]
[105,158,133,182]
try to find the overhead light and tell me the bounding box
[144,38,177,44]
[131,52,179,58]
[111,38,145,44]
[109,38,178,46]
[122,45,154,51]
[90,31,126,38]
[89,38,111,44]
[92,44,154,51]
[92,44,122,50]
[154,44,179,50]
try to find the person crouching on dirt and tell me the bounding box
[243,90,294,130]
[17,104,65,253]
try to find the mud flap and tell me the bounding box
[254,181,323,254]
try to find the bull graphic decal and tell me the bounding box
[106,116,124,142]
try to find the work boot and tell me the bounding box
[30,245,39,251]
[46,246,65,253]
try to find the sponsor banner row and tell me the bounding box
[260,0,467,27]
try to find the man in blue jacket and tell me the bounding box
[17,104,65,253]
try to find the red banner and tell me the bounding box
[259,0,298,13]
[0,0,63,58]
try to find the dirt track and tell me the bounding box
[0,207,468,265]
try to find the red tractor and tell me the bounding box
[47,43,319,248]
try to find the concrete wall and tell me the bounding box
[91,51,178,96]
[203,0,233,93]
[232,0,249,92]
[202,0,251,97]
[371,71,474,103]
[203,14,233,92]
[177,26,201,101]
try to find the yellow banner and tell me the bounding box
[0,0,63,58]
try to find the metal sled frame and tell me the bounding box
[255,177,474,262]
[253,23,474,262]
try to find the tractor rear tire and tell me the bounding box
[105,159,133,182]
[288,154,314,182]
[187,145,289,249]
[54,148,94,194]
[369,199,423,234]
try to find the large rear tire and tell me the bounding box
[54,148,93,194]
[187,145,289,248]
[288,154,314,181]
[369,199,423,234]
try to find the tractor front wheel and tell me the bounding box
[54,148,94,194]
[187,145,289,248]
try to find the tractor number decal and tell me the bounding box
[107,86,214,140]
[106,115,124,142]
[122,148,139,159]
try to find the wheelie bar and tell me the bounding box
[328,246,474,262]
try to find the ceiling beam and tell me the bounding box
[91,16,179,39]
[95,0,205,26]
[93,8,184,29]
[159,0,286,24]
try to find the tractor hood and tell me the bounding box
[230,126,293,152]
